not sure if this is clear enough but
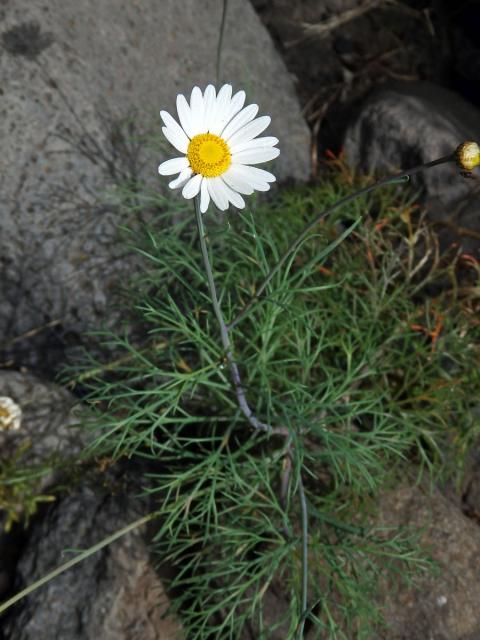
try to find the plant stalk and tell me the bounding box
[216,0,229,84]
[0,511,157,615]
[194,196,278,434]
[296,473,309,638]
[228,153,455,329]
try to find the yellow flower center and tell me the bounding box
[187,133,231,177]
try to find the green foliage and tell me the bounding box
[73,164,479,638]
[0,442,55,532]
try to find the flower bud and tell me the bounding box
[456,141,480,172]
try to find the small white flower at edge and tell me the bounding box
[158,84,280,213]
[0,397,22,431]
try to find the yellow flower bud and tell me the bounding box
[456,141,480,172]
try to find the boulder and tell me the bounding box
[1,478,181,640]
[344,82,480,254]
[376,485,480,640]
[0,369,87,599]
[0,0,310,374]
[0,370,86,472]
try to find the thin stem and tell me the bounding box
[296,473,309,638]
[228,153,455,329]
[194,197,279,435]
[195,199,307,631]
[216,0,229,84]
[0,511,157,615]
[280,441,294,539]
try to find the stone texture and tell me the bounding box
[344,82,480,254]
[376,485,480,640]
[0,370,88,599]
[2,478,182,640]
[460,436,480,524]
[0,0,309,373]
[0,370,86,472]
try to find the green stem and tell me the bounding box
[216,0,229,84]
[0,511,157,615]
[296,474,309,638]
[194,197,282,435]
[227,153,455,329]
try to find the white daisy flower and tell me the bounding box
[158,84,280,213]
[0,396,22,431]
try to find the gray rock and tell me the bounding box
[2,479,182,640]
[0,370,88,598]
[459,441,480,522]
[0,0,309,373]
[375,485,480,640]
[344,82,480,254]
[0,370,86,474]
[0,520,27,604]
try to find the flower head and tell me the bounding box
[456,141,480,172]
[158,84,279,212]
[0,397,22,431]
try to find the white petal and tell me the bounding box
[209,84,233,134]
[200,178,210,213]
[225,164,270,192]
[222,166,255,195]
[215,84,233,117]
[189,86,205,136]
[230,136,279,154]
[222,90,246,127]
[176,94,195,139]
[168,167,192,189]
[225,116,271,147]
[232,146,280,165]
[202,85,216,132]
[219,179,246,209]
[234,165,276,183]
[162,126,189,154]
[207,177,229,211]
[249,180,270,192]
[182,173,203,199]
[158,156,189,176]
[160,110,184,132]
[220,104,259,140]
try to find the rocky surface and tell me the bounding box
[1,477,181,640]
[255,0,447,158]
[0,370,88,602]
[0,0,309,374]
[376,485,480,640]
[343,82,480,254]
[0,370,86,472]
